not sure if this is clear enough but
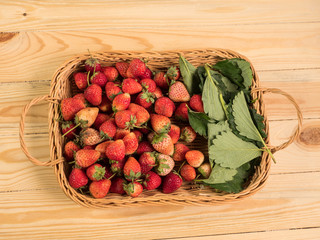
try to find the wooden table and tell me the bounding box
[1,1,319,239]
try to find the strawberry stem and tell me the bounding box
[108,173,117,180]
[177,160,186,174]
[62,122,80,137]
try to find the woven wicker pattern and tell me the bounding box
[19,49,303,208]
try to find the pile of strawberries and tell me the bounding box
[60,55,210,198]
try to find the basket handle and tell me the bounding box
[251,87,303,152]
[19,95,64,166]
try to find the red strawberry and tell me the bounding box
[112,93,131,112]
[61,121,77,139]
[86,163,106,181]
[95,140,113,158]
[135,91,155,109]
[122,78,142,94]
[136,141,154,155]
[89,179,111,198]
[74,72,88,90]
[105,82,122,101]
[139,152,156,174]
[140,67,153,79]
[75,107,99,128]
[166,66,180,81]
[154,71,169,89]
[98,95,112,113]
[168,81,190,102]
[115,62,130,78]
[84,84,102,106]
[93,113,110,129]
[175,103,189,122]
[60,97,85,121]
[180,126,197,143]
[104,166,114,179]
[64,141,80,161]
[168,124,180,144]
[73,93,87,106]
[143,171,161,190]
[140,78,156,92]
[85,56,102,72]
[127,58,147,78]
[153,87,163,99]
[75,149,101,168]
[103,66,118,82]
[162,172,182,194]
[185,150,204,168]
[154,97,175,117]
[128,103,150,127]
[81,128,102,146]
[132,130,143,142]
[180,164,196,181]
[91,71,107,87]
[105,139,125,162]
[123,132,139,155]
[114,110,136,129]
[139,126,150,135]
[123,181,143,197]
[83,145,95,150]
[123,156,141,181]
[114,128,130,140]
[172,143,189,162]
[99,118,117,139]
[190,94,204,112]
[110,159,125,174]
[198,163,212,179]
[69,168,88,189]
[110,177,126,194]
[150,114,171,134]
[151,133,174,156]
[155,154,174,176]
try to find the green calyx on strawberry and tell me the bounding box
[166,66,180,81]
[123,181,143,198]
[86,164,106,181]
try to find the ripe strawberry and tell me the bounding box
[73,72,88,90]
[175,103,189,122]
[84,83,102,106]
[85,56,102,72]
[123,156,141,181]
[83,145,95,150]
[112,93,131,112]
[139,152,156,174]
[168,81,190,102]
[140,67,153,79]
[151,133,174,156]
[185,150,204,168]
[123,132,139,155]
[154,97,175,117]
[110,159,125,174]
[64,141,80,161]
[150,114,171,134]
[115,62,130,78]
[168,124,180,144]
[132,130,143,142]
[143,171,161,190]
[98,95,112,113]
[153,87,163,99]
[73,93,87,106]
[104,166,114,179]
[110,177,126,194]
[81,128,102,146]
[95,140,113,158]
[99,118,117,139]
[172,143,189,162]
[162,172,182,194]
[180,164,196,181]
[155,154,174,176]
[136,141,154,155]
[105,82,122,101]
[91,71,107,87]
[102,66,118,82]
[61,121,77,139]
[123,181,143,197]
[140,78,156,92]
[114,110,136,129]
[166,66,180,81]
[122,78,142,95]
[69,168,88,189]
[93,113,110,129]
[128,103,150,127]
[75,149,101,168]
[89,179,111,199]
[198,163,212,179]
[127,58,147,78]
[190,94,204,112]
[60,97,85,121]
[135,91,155,109]
[139,126,150,135]
[114,128,130,140]
[75,107,99,128]
[154,71,169,89]
[180,126,197,143]
[86,163,106,181]
[105,139,125,162]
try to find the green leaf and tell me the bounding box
[230,59,253,88]
[212,59,244,88]
[195,66,206,91]
[250,108,267,138]
[179,55,200,95]
[207,120,230,143]
[209,130,262,169]
[202,164,237,184]
[188,108,210,137]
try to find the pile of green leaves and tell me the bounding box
[179,55,274,193]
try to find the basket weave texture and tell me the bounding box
[19,49,303,208]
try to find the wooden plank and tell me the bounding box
[0,172,319,239]
[0,22,320,83]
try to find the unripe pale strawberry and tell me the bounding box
[198,163,212,179]
[180,126,197,143]
[155,154,174,176]
[168,81,190,102]
[185,150,204,168]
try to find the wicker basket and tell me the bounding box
[19,49,302,208]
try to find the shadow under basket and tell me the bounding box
[19,49,303,208]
